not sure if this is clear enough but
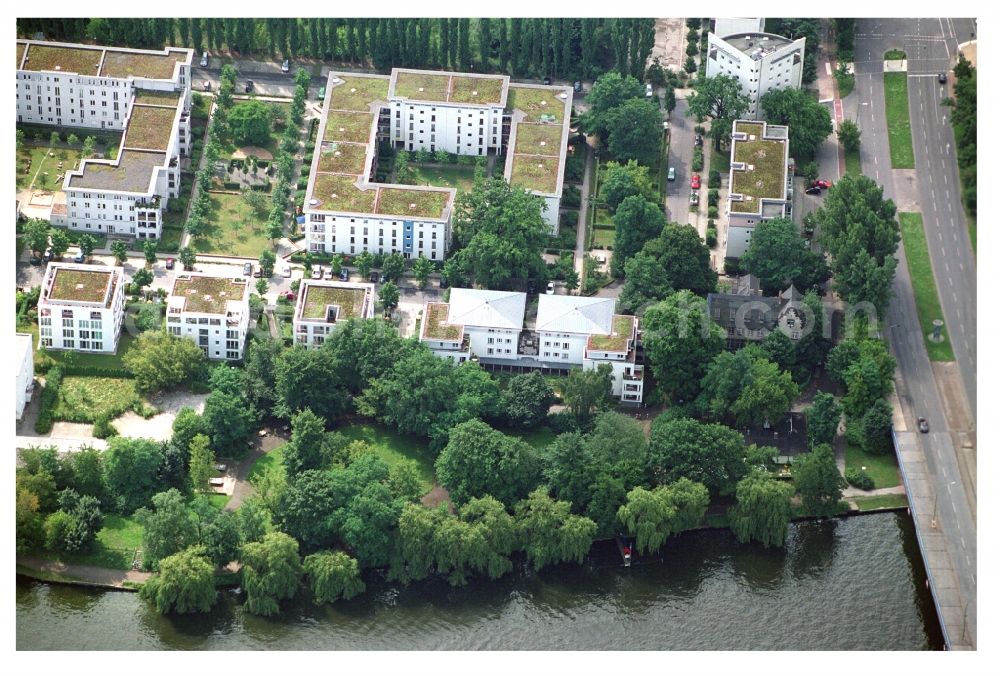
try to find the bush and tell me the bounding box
[562,184,581,208]
[34,366,64,435]
[547,410,579,434]
[709,170,721,189]
[92,414,118,439]
[686,42,699,56]
[707,189,719,207]
[723,258,740,275]
[705,228,717,247]
[296,178,308,190]
[300,165,311,176]
[845,467,875,491]
[559,210,579,227]
[707,206,719,219]
[692,148,704,172]
[60,365,132,379]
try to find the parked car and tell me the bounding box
[311,267,322,280]
[281,59,290,74]
[543,76,552,85]
[243,262,253,276]
[805,185,822,195]
[73,252,85,263]
[573,81,583,93]
[324,267,335,280]
[379,274,387,284]
[694,134,703,147]
[214,462,227,473]
[546,281,555,295]
[282,265,292,278]
[245,80,254,93]
[918,416,929,433]
[339,268,349,281]
[253,266,263,278]
[284,291,295,301]
[29,255,41,266]
[689,190,699,205]
[811,179,832,189]
[203,81,211,91]
[42,248,53,262]
[165,257,175,270]
[938,72,948,84]
[645,83,653,97]
[667,167,676,181]
[369,271,379,283]
[690,173,701,189]
[200,52,209,67]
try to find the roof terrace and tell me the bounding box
[422,302,463,341]
[729,120,788,215]
[298,282,372,322]
[587,315,635,353]
[68,150,166,192]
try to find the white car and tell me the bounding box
[282,265,292,278]
[311,267,322,280]
[546,281,555,295]
[645,83,653,97]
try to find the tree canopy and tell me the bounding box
[648,415,748,496]
[240,531,303,617]
[792,444,845,517]
[599,160,657,211]
[123,331,206,394]
[728,468,794,548]
[642,291,724,403]
[139,545,217,614]
[228,99,273,146]
[303,550,366,604]
[134,489,201,569]
[435,420,539,507]
[617,479,709,554]
[686,75,751,150]
[515,488,597,571]
[611,195,666,277]
[741,218,830,295]
[760,87,834,162]
[697,346,799,427]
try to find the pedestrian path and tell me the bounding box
[17,556,150,589]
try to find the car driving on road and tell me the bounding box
[918,417,929,433]
[805,185,822,195]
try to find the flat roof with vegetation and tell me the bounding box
[21,43,102,75]
[300,282,370,321]
[729,120,788,215]
[133,89,182,106]
[171,275,248,315]
[505,84,572,197]
[99,49,188,79]
[390,69,507,106]
[68,150,166,192]
[587,315,635,352]
[507,85,569,123]
[48,266,113,304]
[423,302,462,340]
[18,41,191,80]
[123,105,177,151]
[307,72,454,221]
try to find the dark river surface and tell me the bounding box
[16,511,943,650]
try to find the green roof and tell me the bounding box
[509,155,561,195]
[730,128,787,215]
[22,43,101,75]
[301,283,369,321]
[316,142,368,175]
[133,89,181,106]
[16,43,25,68]
[100,49,188,79]
[48,267,112,304]
[123,105,176,151]
[735,121,764,136]
[68,150,166,192]
[324,111,375,144]
[587,315,634,352]
[391,70,506,105]
[327,75,389,111]
[310,173,376,213]
[392,71,451,102]
[423,302,461,340]
[376,187,450,219]
[448,74,505,105]
[171,276,247,315]
[507,85,568,123]
[513,123,563,156]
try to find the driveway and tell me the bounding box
[113,389,209,442]
[665,97,695,225]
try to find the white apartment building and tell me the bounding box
[713,18,766,38]
[293,280,375,347]
[724,120,792,259]
[166,274,250,361]
[16,333,35,421]
[37,263,126,354]
[16,40,193,239]
[421,289,644,404]
[705,31,806,119]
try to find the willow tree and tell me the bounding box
[728,469,794,548]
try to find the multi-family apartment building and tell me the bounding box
[724,120,792,260]
[37,262,126,353]
[303,69,572,258]
[16,333,35,421]
[705,29,806,119]
[166,273,250,361]
[16,39,193,239]
[292,280,375,347]
[421,289,644,403]
[713,18,766,38]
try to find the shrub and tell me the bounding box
[34,366,63,434]
[723,258,740,276]
[92,414,118,439]
[562,184,581,208]
[692,148,704,172]
[707,189,719,207]
[300,165,311,176]
[845,467,875,491]
[547,410,579,434]
[705,228,717,247]
[559,210,579,227]
[296,178,308,190]
[708,170,721,189]
[686,42,699,56]
[707,206,719,219]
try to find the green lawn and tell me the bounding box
[508,427,557,449]
[190,191,276,257]
[17,145,83,191]
[592,226,615,248]
[844,145,862,176]
[967,215,976,256]
[836,72,855,98]
[338,423,436,492]
[410,164,480,193]
[22,323,137,372]
[204,493,230,510]
[52,376,140,423]
[899,212,955,361]
[58,515,143,570]
[594,207,613,226]
[884,49,907,60]
[709,144,730,176]
[248,445,285,483]
[854,494,909,511]
[883,73,915,168]
[845,444,901,489]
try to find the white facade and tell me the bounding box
[37,263,126,354]
[421,290,644,403]
[713,18,766,38]
[166,274,250,361]
[391,101,505,156]
[16,40,193,239]
[306,211,450,261]
[16,333,35,421]
[705,32,806,119]
[293,281,375,347]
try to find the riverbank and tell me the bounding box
[16,504,910,593]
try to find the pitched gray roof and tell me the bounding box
[447,288,526,330]
[536,295,614,335]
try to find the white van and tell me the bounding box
[281,59,290,74]
[200,52,208,67]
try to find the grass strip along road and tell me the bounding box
[883,72,915,168]
[898,212,955,361]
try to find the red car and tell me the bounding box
[690,173,701,189]
[812,179,832,189]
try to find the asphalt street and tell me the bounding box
[664,97,694,224]
[855,18,976,647]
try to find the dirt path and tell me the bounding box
[225,429,289,511]
[18,556,151,589]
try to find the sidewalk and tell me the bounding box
[17,556,150,589]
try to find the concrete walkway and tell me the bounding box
[842,485,906,498]
[573,142,595,287]
[18,556,151,589]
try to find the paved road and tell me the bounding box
[664,97,694,224]
[854,18,976,648]
[574,143,594,283]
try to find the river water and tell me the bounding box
[16,512,943,650]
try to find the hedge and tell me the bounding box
[60,365,133,379]
[34,366,63,434]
